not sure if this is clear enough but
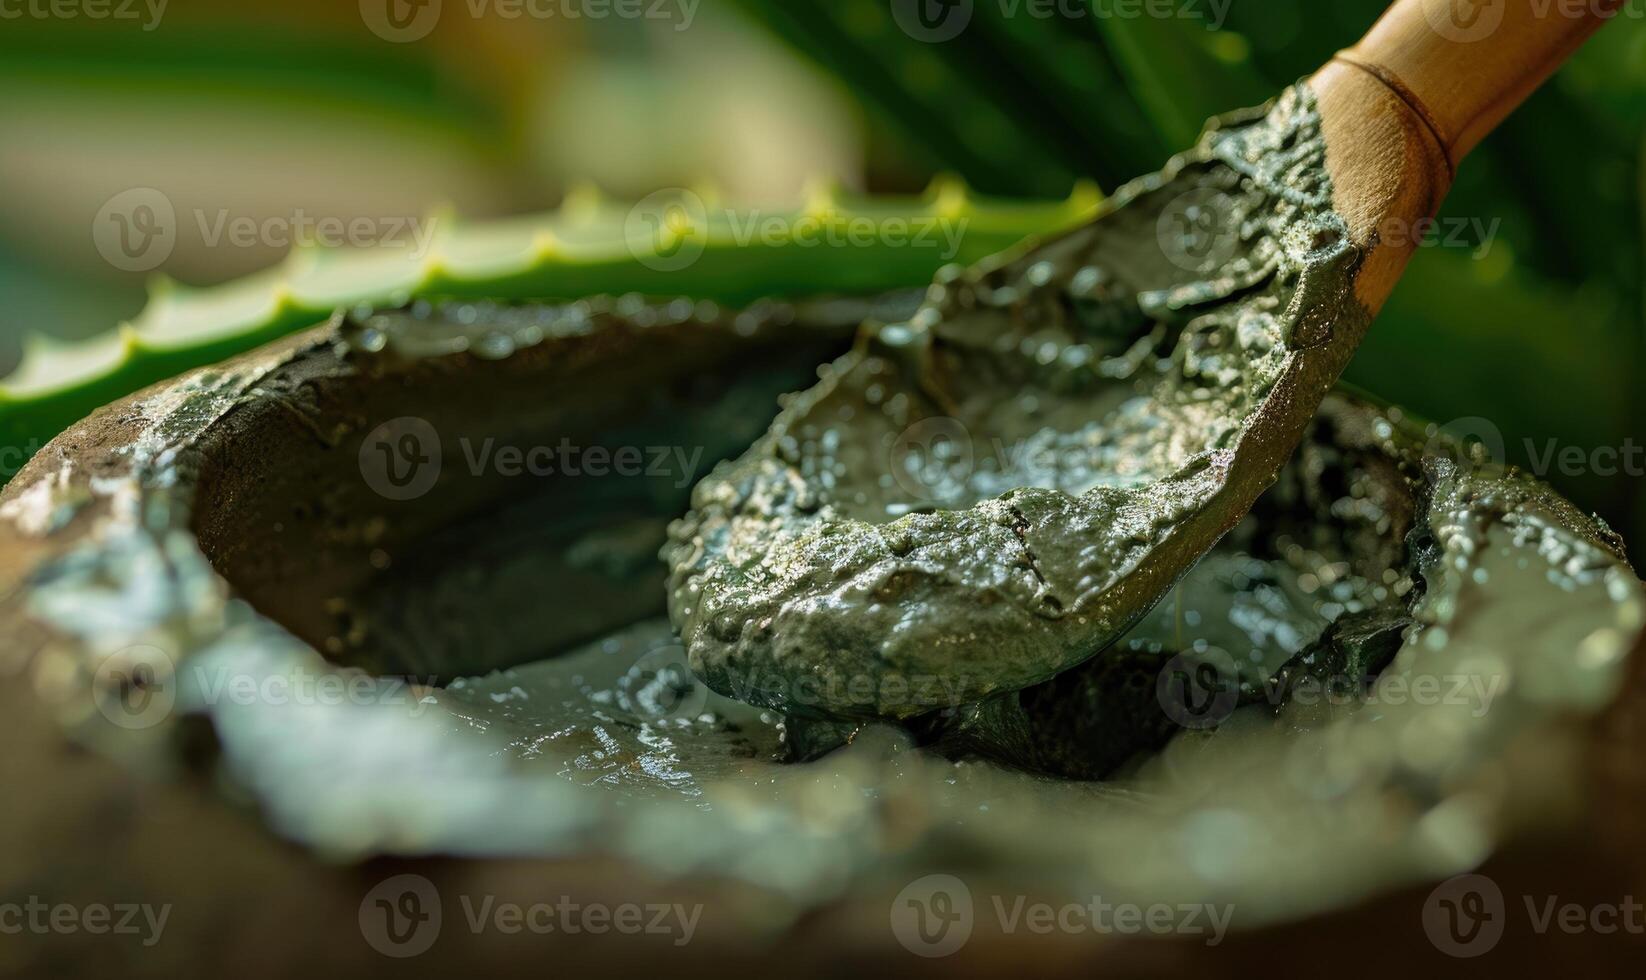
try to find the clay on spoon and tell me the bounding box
[665,0,1616,720]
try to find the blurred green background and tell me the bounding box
[1,0,1640,550]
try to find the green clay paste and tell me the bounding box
[666,85,1369,720]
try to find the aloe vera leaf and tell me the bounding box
[0,23,504,141]
[0,183,1098,481]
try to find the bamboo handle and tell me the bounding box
[1338,0,1621,166]
[1308,0,1618,313]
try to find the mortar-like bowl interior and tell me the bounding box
[6,299,1644,970]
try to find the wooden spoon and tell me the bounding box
[666,0,1621,721]
[1316,0,1620,313]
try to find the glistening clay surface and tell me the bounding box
[667,86,1370,719]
